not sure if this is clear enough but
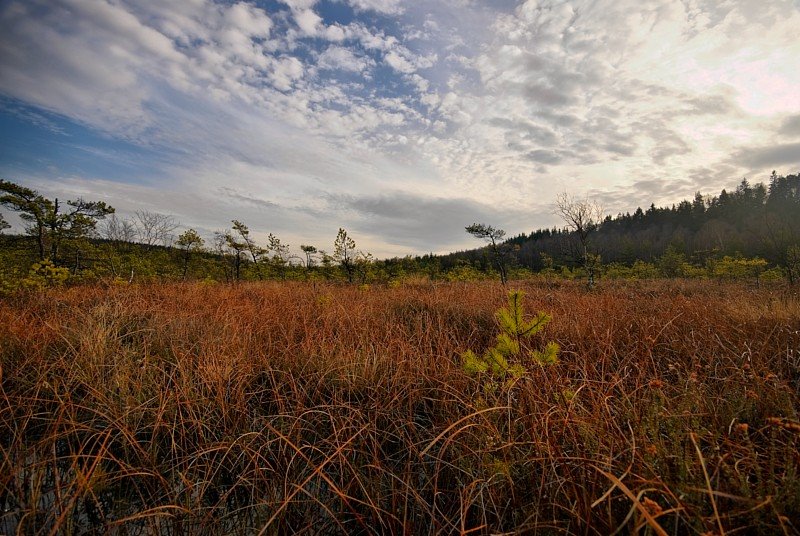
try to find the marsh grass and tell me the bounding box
[1,280,798,534]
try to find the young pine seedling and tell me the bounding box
[462,290,559,380]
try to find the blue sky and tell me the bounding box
[1,0,799,257]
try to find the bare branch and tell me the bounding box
[134,210,178,248]
[555,192,604,238]
[555,192,605,288]
[101,214,137,243]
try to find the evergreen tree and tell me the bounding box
[333,228,357,283]
[0,179,114,262]
[176,228,204,280]
[465,223,511,285]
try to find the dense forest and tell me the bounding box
[1,171,799,289]
[443,171,800,283]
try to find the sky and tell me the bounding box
[0,0,799,258]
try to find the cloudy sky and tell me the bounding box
[1,0,799,257]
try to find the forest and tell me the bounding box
[443,171,800,284]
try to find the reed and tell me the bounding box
[1,280,798,534]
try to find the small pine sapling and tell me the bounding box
[462,290,559,381]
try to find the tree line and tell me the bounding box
[0,179,378,287]
[1,172,799,289]
[450,171,800,285]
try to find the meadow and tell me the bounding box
[1,279,799,535]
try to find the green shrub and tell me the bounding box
[20,259,70,289]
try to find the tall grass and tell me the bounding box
[1,280,798,534]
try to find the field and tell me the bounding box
[1,280,799,535]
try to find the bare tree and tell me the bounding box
[101,214,137,245]
[555,192,605,289]
[134,210,178,248]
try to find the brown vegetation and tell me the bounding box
[1,280,799,534]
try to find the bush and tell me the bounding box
[20,259,70,289]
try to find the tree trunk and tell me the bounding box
[182,252,189,280]
[37,223,46,260]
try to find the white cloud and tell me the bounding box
[280,0,318,10]
[270,56,305,90]
[346,0,404,15]
[383,49,436,74]
[318,45,372,72]
[384,50,416,73]
[409,0,800,213]
[222,2,273,39]
[293,8,323,35]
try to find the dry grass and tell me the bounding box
[1,280,799,535]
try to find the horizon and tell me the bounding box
[1,0,799,258]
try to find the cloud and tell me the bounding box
[293,8,323,35]
[0,0,286,134]
[333,191,542,251]
[383,49,436,74]
[525,149,563,165]
[682,94,736,116]
[270,56,305,90]
[384,50,416,74]
[346,0,403,15]
[218,187,280,210]
[0,98,66,134]
[317,46,372,72]
[731,143,800,169]
[779,115,800,138]
[280,0,318,10]
[410,0,800,213]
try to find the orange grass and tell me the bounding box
[1,280,799,534]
